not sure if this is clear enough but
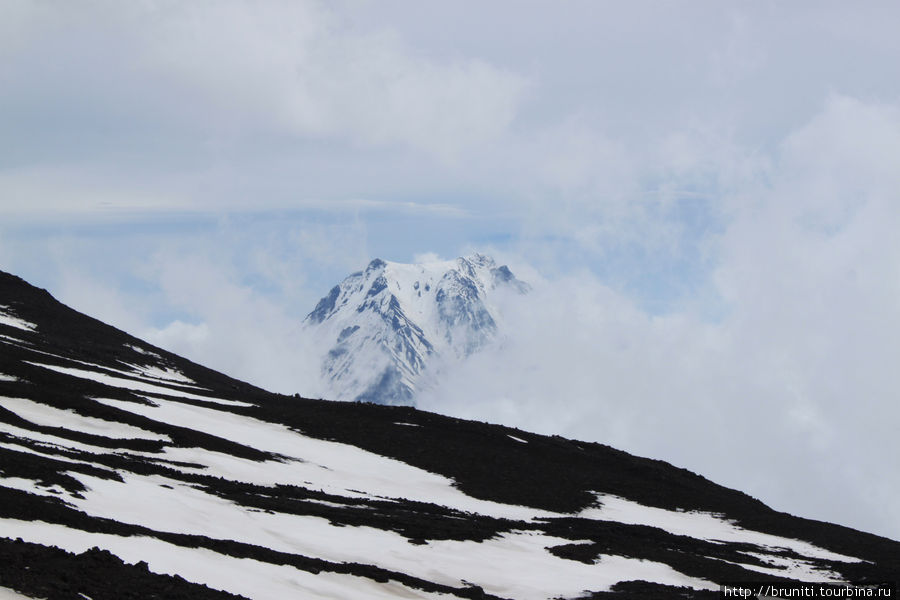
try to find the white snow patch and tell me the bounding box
[0,520,448,600]
[0,334,31,346]
[732,551,845,582]
[118,362,199,386]
[125,344,161,359]
[0,587,41,600]
[417,532,715,598]
[394,422,420,427]
[51,472,715,599]
[0,307,36,332]
[90,395,558,521]
[23,362,250,406]
[507,434,528,443]
[0,476,68,498]
[0,423,131,467]
[581,494,861,565]
[0,396,170,441]
[0,373,18,382]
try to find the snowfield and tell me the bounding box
[2,269,898,599]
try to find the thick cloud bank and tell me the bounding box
[420,97,900,539]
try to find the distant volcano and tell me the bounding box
[303,253,529,405]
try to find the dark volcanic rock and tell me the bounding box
[2,268,899,599]
[0,538,249,600]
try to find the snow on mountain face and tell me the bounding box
[2,270,899,600]
[304,254,529,405]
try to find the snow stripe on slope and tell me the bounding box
[24,363,251,406]
[92,395,557,521]
[582,494,861,566]
[0,520,448,600]
[0,397,170,442]
[0,307,36,332]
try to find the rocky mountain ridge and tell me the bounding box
[0,269,898,599]
[304,253,528,404]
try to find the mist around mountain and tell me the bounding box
[2,268,898,598]
[303,253,529,405]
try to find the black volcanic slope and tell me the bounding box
[0,269,897,599]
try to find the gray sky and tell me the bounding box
[2,1,900,539]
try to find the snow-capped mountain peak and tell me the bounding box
[304,254,529,405]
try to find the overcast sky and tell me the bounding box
[2,1,900,539]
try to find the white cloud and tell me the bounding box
[149,320,210,348]
[0,1,525,218]
[0,167,190,220]
[78,1,525,159]
[419,96,900,539]
[140,247,325,397]
[412,252,443,264]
